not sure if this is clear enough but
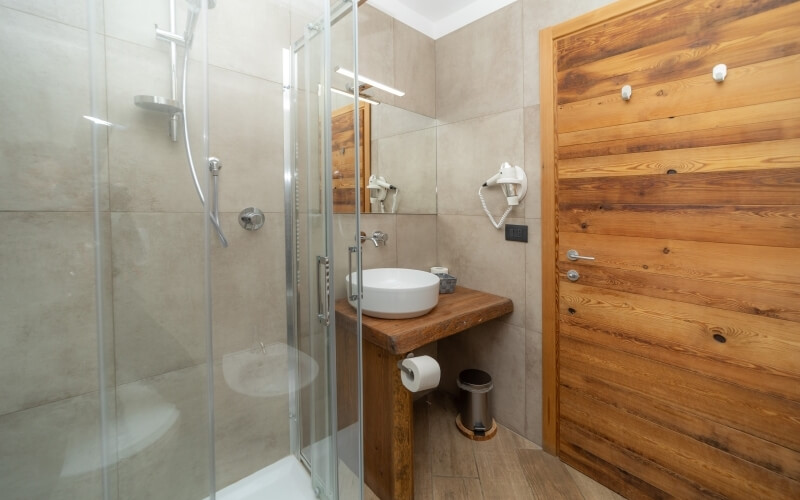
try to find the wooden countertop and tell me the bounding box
[335,286,513,355]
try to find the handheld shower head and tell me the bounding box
[183,0,216,46]
[186,0,216,11]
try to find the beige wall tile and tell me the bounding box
[393,20,435,118]
[523,105,542,220]
[111,212,205,384]
[375,128,437,215]
[525,218,542,332]
[438,321,527,435]
[0,8,108,211]
[436,215,526,327]
[435,3,522,124]
[116,364,212,500]
[522,0,616,107]
[357,5,395,106]
[208,0,290,83]
[437,110,524,218]
[104,0,168,50]
[370,103,437,141]
[524,328,543,445]
[212,212,287,357]
[209,68,285,213]
[214,351,289,489]
[0,213,106,415]
[0,0,96,30]
[0,392,106,499]
[396,214,437,271]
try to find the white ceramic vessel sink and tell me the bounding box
[346,268,440,319]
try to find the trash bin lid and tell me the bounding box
[458,369,493,391]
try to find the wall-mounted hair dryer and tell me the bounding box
[368,175,399,213]
[479,162,527,228]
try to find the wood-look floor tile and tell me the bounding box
[429,393,479,477]
[518,449,584,500]
[565,464,626,500]
[415,393,622,500]
[480,479,536,500]
[473,424,541,455]
[433,476,484,500]
[474,451,527,484]
[414,400,434,500]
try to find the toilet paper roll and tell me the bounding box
[400,355,441,392]
[431,267,449,275]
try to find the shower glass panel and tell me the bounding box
[0,0,361,498]
[0,1,117,498]
[288,1,363,498]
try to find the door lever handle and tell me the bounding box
[567,249,595,261]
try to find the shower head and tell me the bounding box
[134,95,182,114]
[183,0,216,47]
[186,0,217,11]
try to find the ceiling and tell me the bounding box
[367,0,516,40]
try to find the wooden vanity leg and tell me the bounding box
[362,340,414,500]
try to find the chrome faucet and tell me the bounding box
[360,231,388,247]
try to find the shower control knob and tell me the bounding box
[239,207,265,231]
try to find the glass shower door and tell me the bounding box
[291,21,339,499]
[287,1,362,498]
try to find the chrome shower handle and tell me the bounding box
[348,246,359,301]
[317,256,330,326]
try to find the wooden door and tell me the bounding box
[332,101,371,213]
[540,0,800,498]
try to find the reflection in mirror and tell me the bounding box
[331,97,437,215]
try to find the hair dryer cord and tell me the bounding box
[478,185,513,229]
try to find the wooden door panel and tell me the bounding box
[559,168,800,205]
[546,1,800,496]
[559,231,800,292]
[561,368,800,482]
[561,387,800,499]
[560,421,695,500]
[557,2,800,104]
[560,337,800,452]
[559,281,800,400]
[560,310,798,402]
[557,54,800,133]
[558,138,800,178]
[555,0,793,71]
[559,99,800,148]
[559,204,800,248]
[557,261,800,323]
[559,118,800,160]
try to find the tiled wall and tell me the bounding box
[434,0,616,445]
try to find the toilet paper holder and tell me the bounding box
[398,353,415,379]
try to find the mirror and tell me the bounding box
[331,98,437,215]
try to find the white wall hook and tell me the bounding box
[621,84,632,101]
[713,63,727,82]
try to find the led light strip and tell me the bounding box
[335,66,405,96]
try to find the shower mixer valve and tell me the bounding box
[239,207,265,231]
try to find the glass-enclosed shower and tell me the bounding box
[0,0,364,499]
